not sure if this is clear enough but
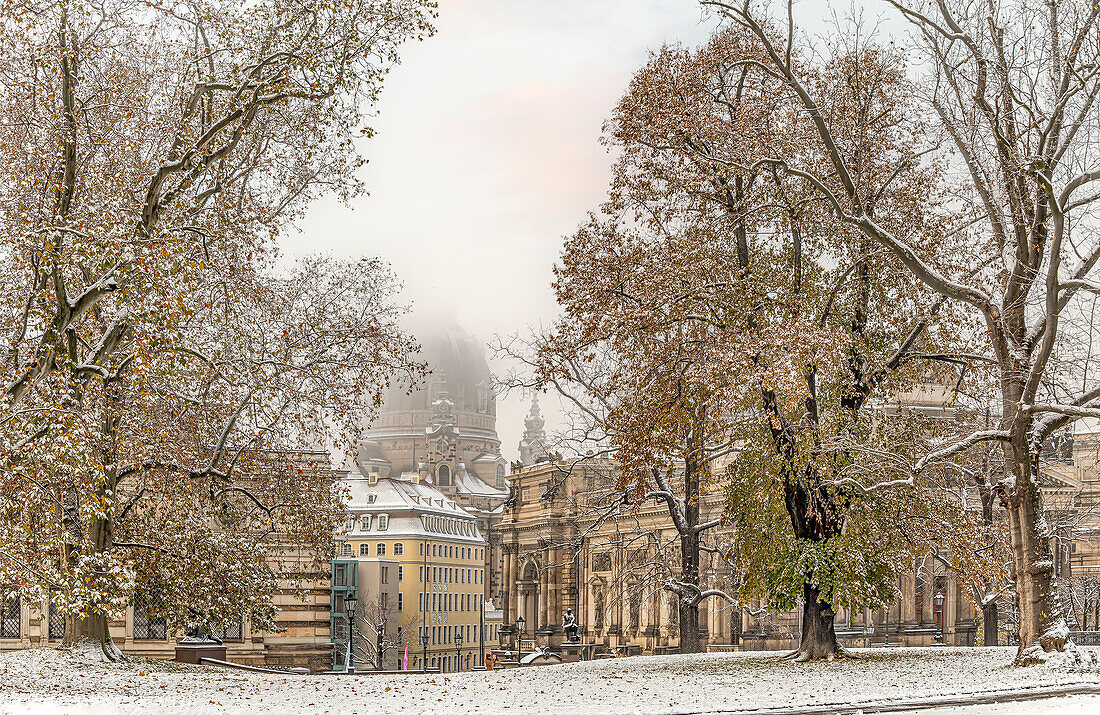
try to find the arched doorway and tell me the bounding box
[519,561,540,636]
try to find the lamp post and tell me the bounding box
[934,592,946,645]
[454,630,464,671]
[344,590,358,673]
[514,615,526,662]
[420,631,430,672]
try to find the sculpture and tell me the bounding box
[561,608,580,643]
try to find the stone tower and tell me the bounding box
[518,395,548,466]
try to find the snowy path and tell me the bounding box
[1,646,1098,714]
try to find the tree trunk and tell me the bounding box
[678,425,703,655]
[789,583,841,662]
[678,597,702,654]
[1002,446,1068,663]
[64,610,122,661]
[62,513,122,662]
[982,600,999,647]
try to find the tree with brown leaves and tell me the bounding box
[0,0,432,659]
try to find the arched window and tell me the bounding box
[437,464,451,486]
[359,543,369,557]
[394,543,404,556]
[377,543,387,556]
[340,542,352,557]
[496,463,505,488]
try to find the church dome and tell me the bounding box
[381,320,496,417]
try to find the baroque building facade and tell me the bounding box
[496,390,1100,655]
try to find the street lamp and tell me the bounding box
[343,591,358,672]
[933,591,945,644]
[454,630,464,671]
[419,631,430,672]
[514,615,526,661]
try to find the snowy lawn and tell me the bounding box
[1,646,1099,714]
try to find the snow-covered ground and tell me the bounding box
[1,646,1098,714]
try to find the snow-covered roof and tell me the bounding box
[340,474,485,544]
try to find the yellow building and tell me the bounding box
[337,469,500,672]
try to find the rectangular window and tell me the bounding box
[0,589,20,638]
[48,599,64,640]
[398,593,403,612]
[378,515,389,531]
[381,566,389,584]
[419,566,424,582]
[334,563,347,587]
[398,565,403,582]
[211,617,244,642]
[133,590,167,640]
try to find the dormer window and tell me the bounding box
[367,494,377,504]
[360,515,371,531]
[378,514,389,531]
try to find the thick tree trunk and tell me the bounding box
[1002,445,1068,663]
[788,584,841,662]
[678,426,703,655]
[61,511,123,662]
[678,598,703,654]
[982,601,999,647]
[64,610,122,661]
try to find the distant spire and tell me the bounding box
[518,395,547,466]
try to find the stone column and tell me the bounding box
[539,561,550,629]
[900,570,917,624]
[551,548,562,628]
[502,545,515,625]
[947,570,960,643]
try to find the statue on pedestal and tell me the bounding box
[562,608,580,643]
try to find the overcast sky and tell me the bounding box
[285,0,858,459]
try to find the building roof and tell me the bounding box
[340,473,486,544]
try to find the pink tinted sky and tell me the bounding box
[289,0,845,458]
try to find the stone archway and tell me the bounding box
[518,561,539,638]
